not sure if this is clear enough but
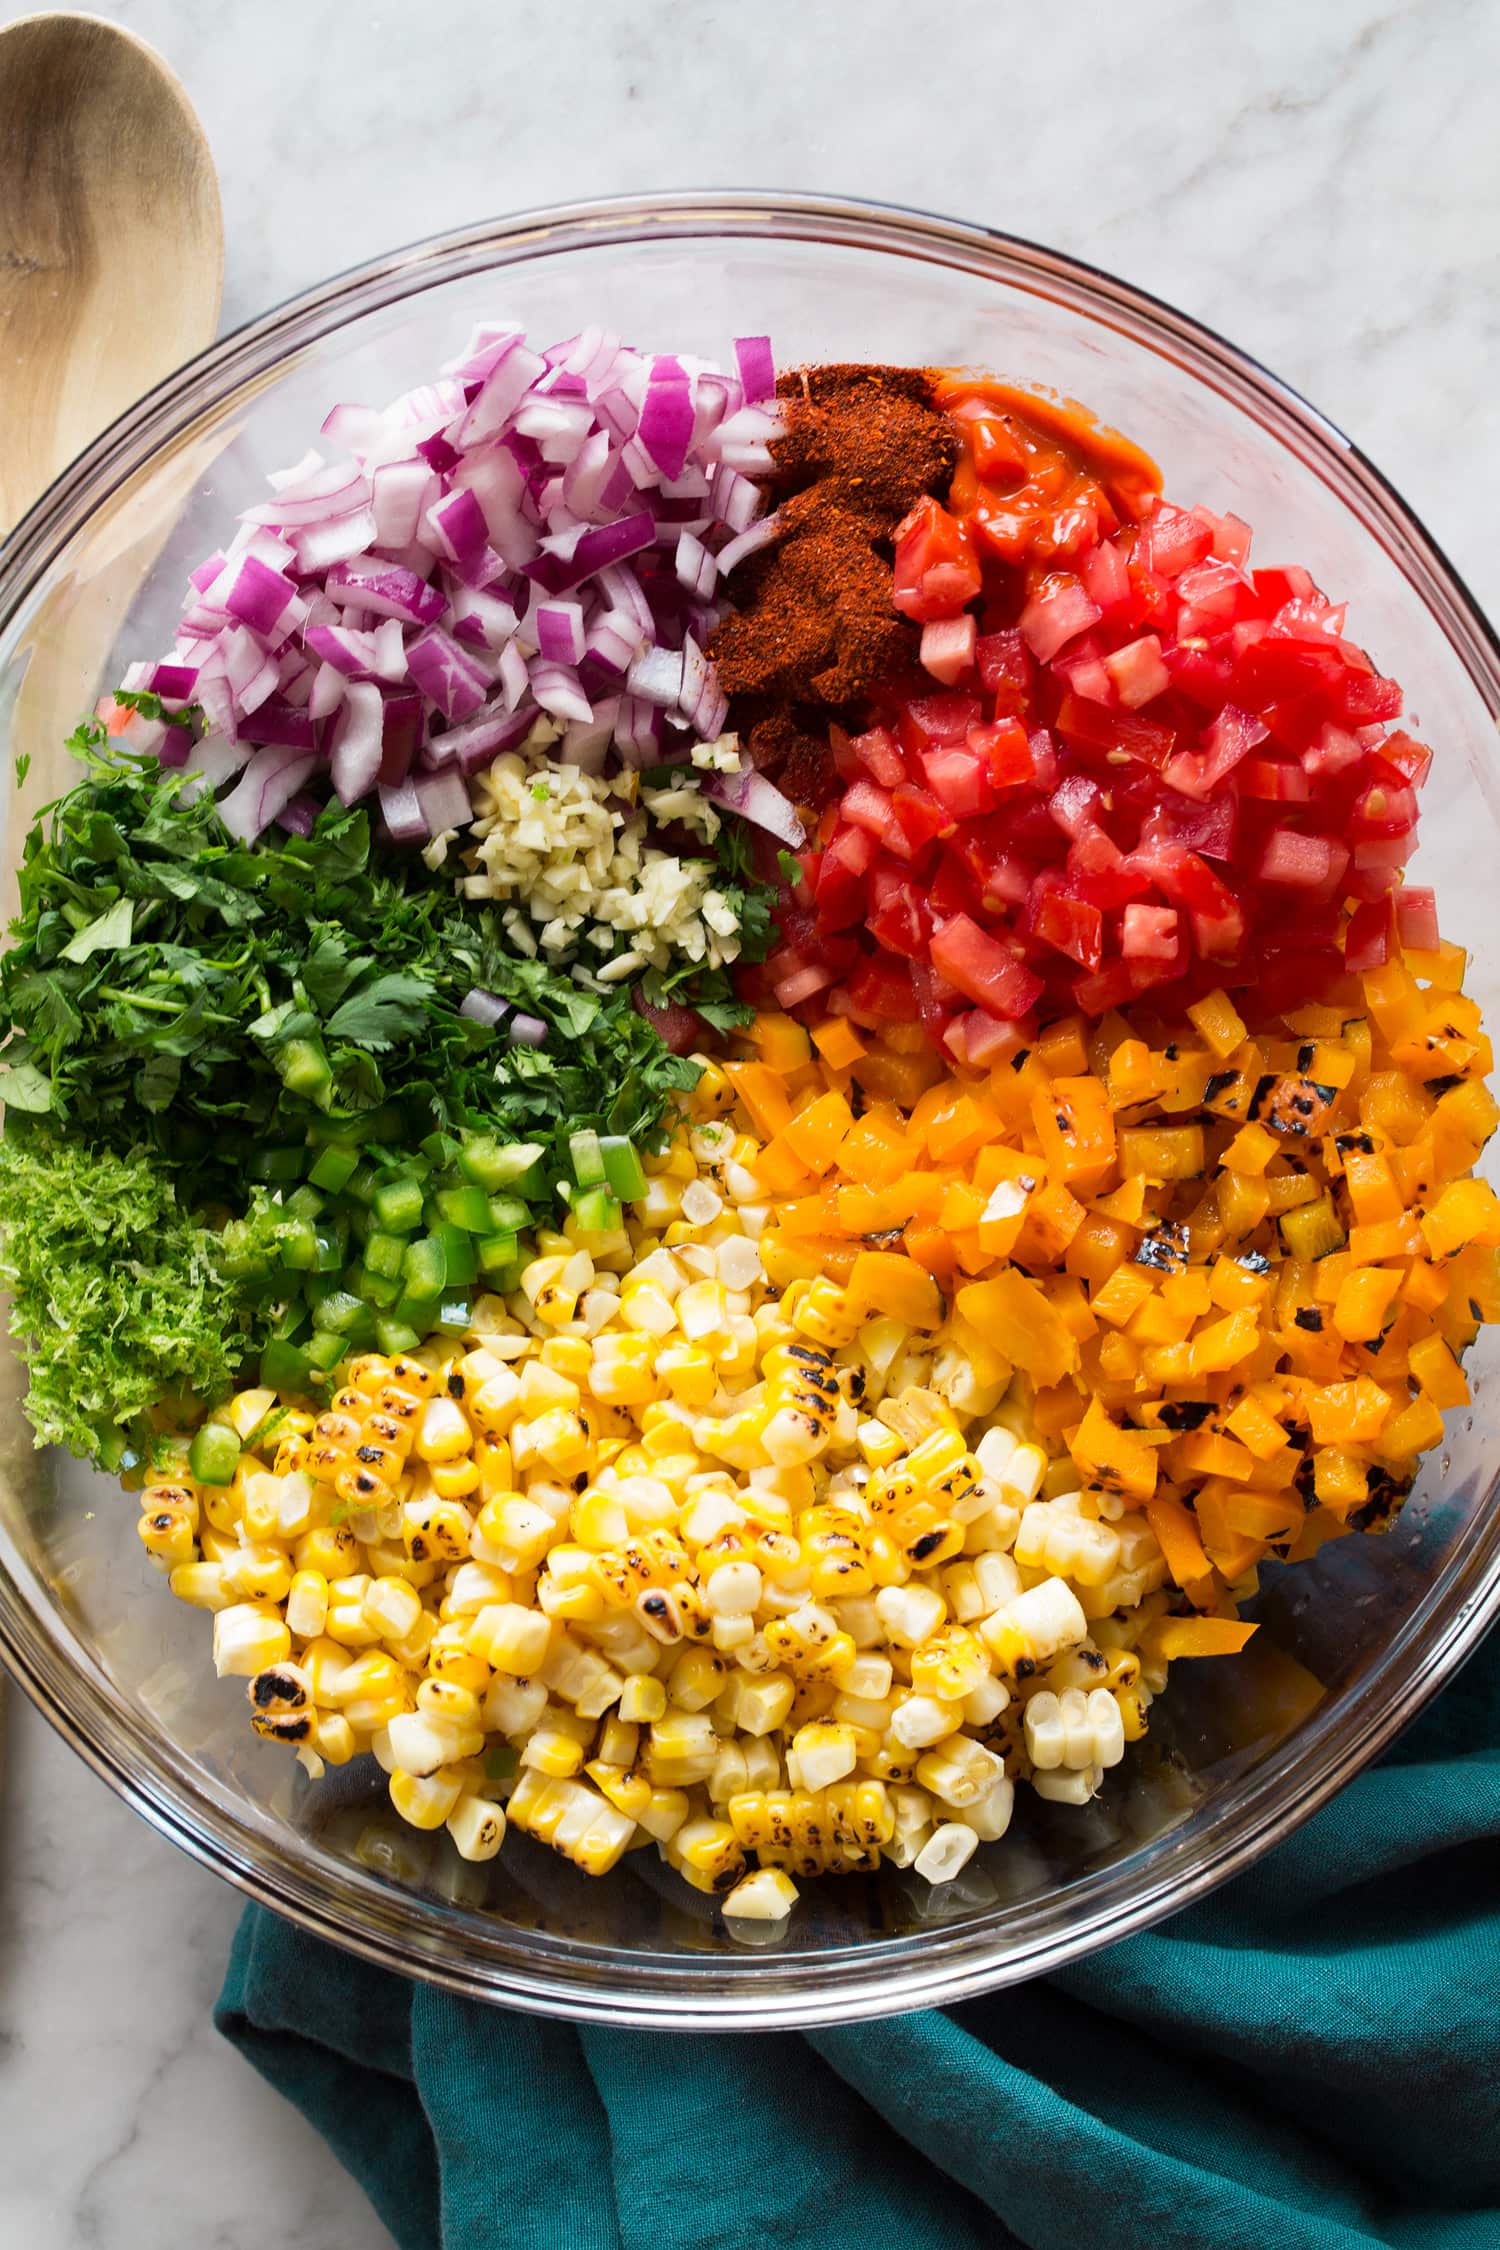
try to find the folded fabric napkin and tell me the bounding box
[219,1629,1500,2250]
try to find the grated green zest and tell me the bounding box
[0,1131,241,1463]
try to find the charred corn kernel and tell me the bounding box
[915,1731,1005,1808]
[981,1580,1088,1673]
[402,1497,473,1564]
[168,1560,230,1610]
[655,1341,718,1407]
[222,1543,294,1605]
[910,1626,991,1703]
[522,1728,587,1778]
[295,1524,361,1578]
[137,1506,197,1568]
[446,1793,506,1861]
[788,1720,859,1790]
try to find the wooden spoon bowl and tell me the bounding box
[0,11,223,529]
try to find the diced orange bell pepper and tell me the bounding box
[1331,1265,1402,1344]
[749,1013,814,1073]
[1307,1375,1392,1446]
[903,1222,958,1285]
[1070,1397,1158,1501]
[1312,1447,1368,1514]
[1064,1213,1132,1289]
[1188,1308,1260,1376]
[1090,1265,1156,1328]
[1341,1151,1403,1227]
[1226,1395,1290,1460]
[725,1061,794,1140]
[811,1018,868,1072]
[1031,1077,1117,1187]
[1092,1174,1152,1226]
[1013,1181,1086,1264]
[1143,1495,1212,1591]
[1407,1332,1469,1409]
[1375,1394,1444,1461]
[781,1089,855,1175]
[847,1250,946,1331]
[1422,1177,1500,1258]
[1119,1124,1206,1182]
[1222,1121,1279,1176]
[1187,989,1248,1060]
[1143,1615,1258,1661]
[955,1270,1080,1387]
[1035,1014,1090,1077]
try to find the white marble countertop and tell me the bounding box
[3,0,1499,2241]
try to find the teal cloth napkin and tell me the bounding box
[218,1630,1500,2250]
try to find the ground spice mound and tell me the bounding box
[709,364,958,809]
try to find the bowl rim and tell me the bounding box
[3,188,1499,2029]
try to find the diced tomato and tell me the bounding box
[966,413,1030,482]
[1067,825,1148,911]
[1054,692,1176,771]
[892,496,982,623]
[1140,788,1238,864]
[975,628,1034,714]
[1369,730,1432,791]
[868,881,928,960]
[843,954,918,1024]
[1018,572,1102,663]
[1257,831,1348,893]
[890,782,953,855]
[1104,633,1170,709]
[1194,507,1252,567]
[773,962,834,1008]
[1137,502,1214,579]
[897,690,985,759]
[814,823,878,928]
[1239,756,1311,803]
[1080,535,1137,623]
[1048,773,1106,840]
[921,745,995,818]
[1302,721,1363,780]
[968,717,1036,790]
[929,913,1045,1019]
[1351,781,1419,839]
[920,614,978,686]
[833,723,906,789]
[1031,886,1104,973]
[1121,902,1181,961]
[1161,704,1266,801]
[1392,885,1440,951]
[1343,897,1392,973]
[841,779,907,856]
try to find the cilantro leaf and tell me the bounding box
[325,970,433,1049]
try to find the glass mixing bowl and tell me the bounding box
[2,193,1498,2029]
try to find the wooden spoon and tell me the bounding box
[0,11,223,527]
[0,13,222,1757]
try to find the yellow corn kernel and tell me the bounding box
[137,1505,197,1568]
[402,1495,474,1564]
[466,1602,554,1676]
[430,1456,481,1500]
[390,1767,465,1830]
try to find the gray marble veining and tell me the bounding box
[1,0,1497,2242]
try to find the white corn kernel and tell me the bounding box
[914,1821,979,1885]
[722,1868,799,1922]
[446,1794,507,1862]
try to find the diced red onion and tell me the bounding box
[415,768,471,835]
[507,1013,548,1047]
[675,531,717,602]
[459,987,510,1027]
[404,626,489,721]
[149,662,198,700]
[628,646,683,709]
[534,601,587,666]
[187,551,226,594]
[309,662,347,722]
[715,510,784,577]
[276,791,321,838]
[529,661,592,725]
[379,776,427,841]
[614,695,664,766]
[379,691,424,786]
[425,486,489,567]
[455,342,547,449]
[329,681,384,805]
[292,509,380,574]
[238,698,317,752]
[702,767,805,847]
[243,461,370,528]
[217,744,318,841]
[371,459,434,548]
[443,322,525,384]
[177,735,251,802]
[733,336,775,404]
[323,561,445,626]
